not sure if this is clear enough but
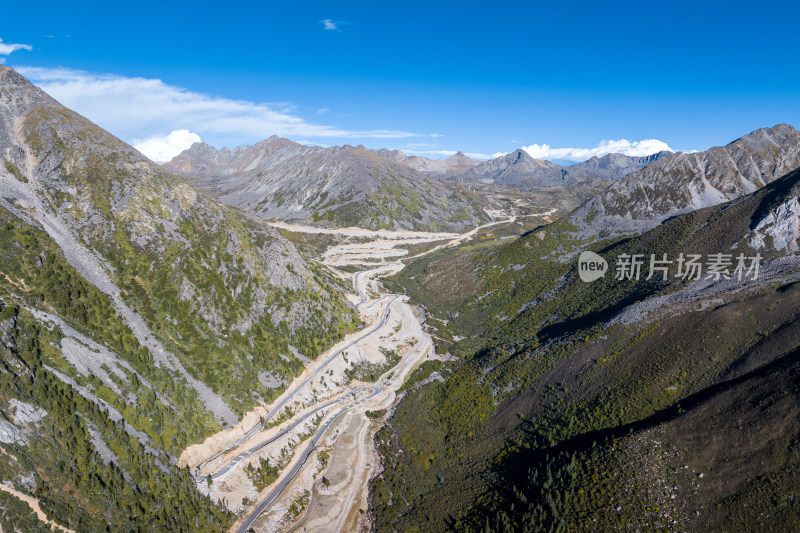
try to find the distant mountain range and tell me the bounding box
[442,149,668,188]
[164,137,674,231]
[369,148,480,175]
[369,147,667,189]
[568,123,800,238]
[164,138,492,232]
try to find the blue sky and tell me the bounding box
[2,0,799,162]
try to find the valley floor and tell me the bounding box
[178,214,535,532]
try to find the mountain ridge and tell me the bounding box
[164,137,493,232]
[568,123,800,239]
[445,148,669,188]
[369,148,481,175]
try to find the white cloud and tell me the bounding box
[132,129,201,163]
[293,140,329,147]
[321,19,339,30]
[0,38,32,57]
[404,143,436,149]
[15,66,423,148]
[412,150,459,157]
[517,138,673,162]
[320,19,352,31]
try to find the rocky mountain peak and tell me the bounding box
[568,123,800,239]
[727,123,798,150]
[164,136,491,231]
[0,67,67,155]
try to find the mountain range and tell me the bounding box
[369,148,480,175]
[163,136,677,233]
[569,123,800,238]
[164,138,492,232]
[2,62,800,533]
[443,148,668,188]
[167,140,671,205]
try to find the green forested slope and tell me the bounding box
[371,168,800,532]
[0,65,361,531]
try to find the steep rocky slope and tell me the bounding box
[570,123,800,238]
[1,65,359,417]
[165,139,492,231]
[0,66,360,530]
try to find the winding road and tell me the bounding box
[211,385,377,481]
[216,216,522,532]
[194,259,405,533]
[234,385,381,533]
[196,289,399,478]
[353,263,402,305]
[224,263,402,531]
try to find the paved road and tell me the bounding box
[206,264,399,529]
[196,272,399,479]
[210,386,376,481]
[234,385,382,533]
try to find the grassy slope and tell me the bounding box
[22,105,361,416]
[0,207,215,453]
[310,174,491,232]
[371,169,800,531]
[0,78,362,530]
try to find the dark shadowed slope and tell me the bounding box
[371,164,800,532]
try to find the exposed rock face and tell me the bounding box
[164,139,491,231]
[0,399,42,442]
[750,196,800,252]
[0,316,15,349]
[0,420,20,444]
[445,149,666,188]
[370,149,480,175]
[0,66,360,420]
[569,124,800,238]
[9,399,47,425]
